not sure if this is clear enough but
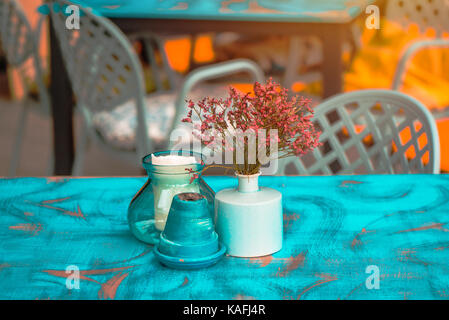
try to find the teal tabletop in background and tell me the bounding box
[1,175,449,300]
[72,0,376,23]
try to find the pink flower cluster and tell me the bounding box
[182,78,321,174]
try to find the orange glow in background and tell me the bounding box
[164,34,215,73]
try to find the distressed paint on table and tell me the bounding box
[0,175,449,300]
[74,0,375,23]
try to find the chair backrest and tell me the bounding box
[386,0,449,37]
[0,0,49,106]
[0,0,34,67]
[49,0,153,155]
[49,0,147,112]
[278,90,440,175]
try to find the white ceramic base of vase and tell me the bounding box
[214,186,282,257]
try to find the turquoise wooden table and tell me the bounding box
[79,0,374,23]
[1,175,449,300]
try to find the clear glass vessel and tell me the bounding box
[128,150,215,245]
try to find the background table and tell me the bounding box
[49,0,375,174]
[1,175,449,300]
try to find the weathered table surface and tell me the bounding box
[1,175,448,300]
[75,0,375,23]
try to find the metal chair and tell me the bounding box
[49,0,264,175]
[389,0,449,118]
[0,0,51,176]
[278,90,440,175]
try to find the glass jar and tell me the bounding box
[128,150,215,245]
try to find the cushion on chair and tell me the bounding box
[92,85,230,151]
[93,93,175,151]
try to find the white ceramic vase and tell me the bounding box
[214,172,283,257]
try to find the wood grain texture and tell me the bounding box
[0,175,448,299]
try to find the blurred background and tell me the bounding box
[1,0,448,176]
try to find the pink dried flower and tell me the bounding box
[185,168,199,184]
[182,78,322,174]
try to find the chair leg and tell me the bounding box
[283,37,303,90]
[72,124,90,176]
[46,150,54,176]
[9,103,29,177]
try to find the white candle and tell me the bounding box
[151,154,199,231]
[151,154,197,166]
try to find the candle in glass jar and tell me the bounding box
[151,154,199,231]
